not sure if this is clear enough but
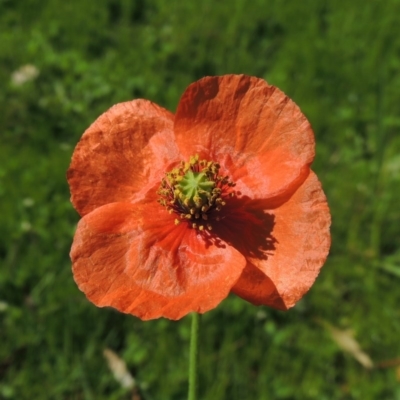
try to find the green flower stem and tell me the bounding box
[188,312,201,400]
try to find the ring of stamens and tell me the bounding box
[157,155,236,230]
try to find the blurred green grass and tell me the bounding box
[1,0,400,399]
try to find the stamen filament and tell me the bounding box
[158,155,236,230]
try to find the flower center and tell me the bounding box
[158,155,236,230]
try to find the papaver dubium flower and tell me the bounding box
[68,74,331,320]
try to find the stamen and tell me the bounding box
[157,155,236,230]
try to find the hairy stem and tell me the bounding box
[188,312,201,400]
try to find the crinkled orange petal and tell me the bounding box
[231,171,331,309]
[174,74,315,200]
[71,201,246,320]
[67,100,179,216]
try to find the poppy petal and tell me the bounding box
[231,171,331,309]
[71,201,246,320]
[67,100,179,216]
[174,74,315,200]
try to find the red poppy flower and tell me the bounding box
[68,74,331,320]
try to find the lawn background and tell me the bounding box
[1,0,400,399]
